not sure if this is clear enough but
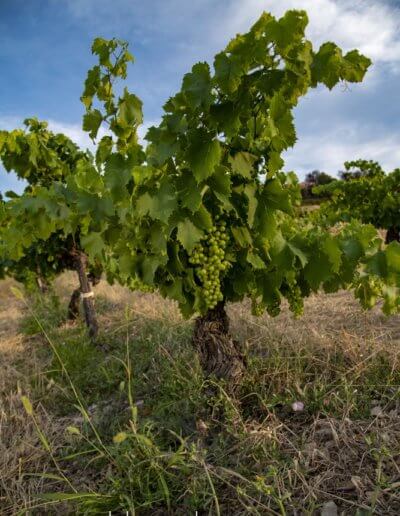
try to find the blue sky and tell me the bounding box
[1,0,400,193]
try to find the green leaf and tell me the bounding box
[366,250,387,278]
[81,232,105,259]
[165,113,188,134]
[136,179,177,223]
[386,242,400,274]
[229,152,257,179]
[141,254,167,284]
[312,42,343,90]
[213,52,243,94]
[209,102,241,139]
[96,136,113,165]
[287,241,308,268]
[186,130,221,183]
[149,223,168,255]
[270,10,308,51]
[182,62,212,109]
[342,50,371,83]
[74,160,103,193]
[323,237,341,273]
[176,171,202,212]
[258,272,281,305]
[146,127,180,166]
[261,179,292,214]
[177,220,203,252]
[233,269,255,296]
[267,152,284,175]
[231,226,252,247]
[92,37,113,65]
[247,251,265,269]
[132,165,156,185]
[82,109,103,139]
[207,165,232,208]
[191,205,212,230]
[118,88,143,127]
[162,279,186,304]
[244,184,258,226]
[104,154,132,201]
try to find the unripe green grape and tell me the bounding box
[267,297,281,317]
[188,217,230,310]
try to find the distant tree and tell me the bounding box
[316,161,400,244]
[301,170,335,199]
[305,170,335,186]
[338,159,384,181]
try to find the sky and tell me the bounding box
[1,0,400,193]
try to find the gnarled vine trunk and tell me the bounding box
[68,270,101,321]
[385,226,400,244]
[67,288,81,320]
[71,250,99,339]
[193,302,246,389]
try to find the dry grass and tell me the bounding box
[0,280,62,514]
[1,275,400,514]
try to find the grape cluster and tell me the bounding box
[129,276,154,293]
[250,291,282,318]
[285,283,304,317]
[355,277,381,310]
[189,217,230,310]
[251,296,265,316]
[266,297,281,317]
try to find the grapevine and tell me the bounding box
[1,10,399,384]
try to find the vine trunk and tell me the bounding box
[386,226,400,244]
[192,302,246,389]
[71,250,99,339]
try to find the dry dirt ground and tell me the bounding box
[1,275,400,514]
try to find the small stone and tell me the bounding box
[196,419,209,434]
[371,406,383,417]
[291,401,304,412]
[321,501,338,516]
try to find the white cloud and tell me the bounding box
[63,0,400,69]
[283,123,400,178]
[0,116,21,131]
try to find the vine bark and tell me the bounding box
[192,302,246,389]
[71,250,99,339]
[385,226,400,244]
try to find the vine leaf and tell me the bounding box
[83,109,103,139]
[182,62,213,109]
[81,232,105,259]
[177,220,203,252]
[229,152,257,179]
[186,130,221,182]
